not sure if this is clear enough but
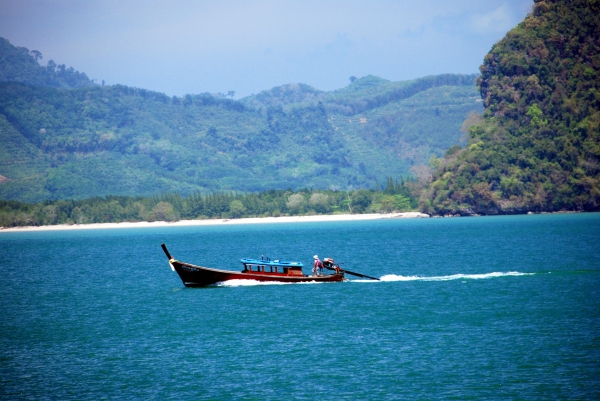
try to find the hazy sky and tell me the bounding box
[0,0,533,98]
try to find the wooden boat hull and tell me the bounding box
[171,260,345,287]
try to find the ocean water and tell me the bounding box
[1,214,599,400]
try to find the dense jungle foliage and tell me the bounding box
[423,0,600,215]
[0,37,481,203]
[0,177,417,227]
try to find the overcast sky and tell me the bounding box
[0,0,532,98]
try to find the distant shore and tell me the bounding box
[0,212,430,233]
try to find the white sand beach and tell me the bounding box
[0,212,429,232]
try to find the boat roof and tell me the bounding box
[240,258,304,267]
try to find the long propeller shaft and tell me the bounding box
[323,265,380,281]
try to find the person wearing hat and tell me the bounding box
[312,255,323,276]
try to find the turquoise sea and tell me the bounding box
[1,214,599,400]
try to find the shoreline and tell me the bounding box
[0,212,430,233]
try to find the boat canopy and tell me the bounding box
[240,258,303,268]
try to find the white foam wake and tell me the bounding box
[214,272,535,286]
[214,279,325,287]
[376,271,535,282]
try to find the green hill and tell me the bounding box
[0,37,481,203]
[0,37,93,89]
[424,0,600,215]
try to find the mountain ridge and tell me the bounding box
[0,37,481,203]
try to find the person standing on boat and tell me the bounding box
[313,255,323,276]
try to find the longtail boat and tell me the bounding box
[161,244,347,287]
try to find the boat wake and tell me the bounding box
[214,279,326,287]
[352,271,536,283]
[213,272,536,286]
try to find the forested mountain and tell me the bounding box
[0,38,93,89]
[0,37,481,203]
[423,0,600,215]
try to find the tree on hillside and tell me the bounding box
[30,50,42,62]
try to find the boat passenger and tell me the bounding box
[313,255,323,276]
